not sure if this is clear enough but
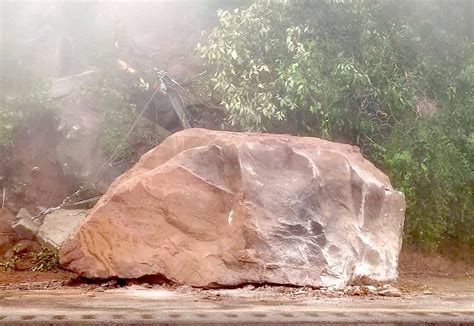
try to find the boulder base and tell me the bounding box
[60,129,405,288]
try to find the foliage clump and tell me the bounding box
[0,244,22,271]
[29,246,60,272]
[198,0,473,253]
[0,89,56,149]
[0,244,60,272]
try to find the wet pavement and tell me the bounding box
[0,287,473,325]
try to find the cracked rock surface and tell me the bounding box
[60,129,405,288]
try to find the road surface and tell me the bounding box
[1,286,473,325]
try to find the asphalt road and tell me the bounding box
[1,287,473,325]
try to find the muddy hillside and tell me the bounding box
[1,2,230,214]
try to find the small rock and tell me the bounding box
[379,286,402,297]
[423,290,433,295]
[366,285,377,291]
[350,276,382,287]
[101,280,118,288]
[94,287,105,292]
[141,282,152,288]
[243,284,255,290]
[365,285,378,295]
[15,208,33,221]
[12,209,39,240]
[15,259,34,271]
[350,286,362,296]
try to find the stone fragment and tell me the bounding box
[60,129,406,288]
[379,285,402,297]
[15,258,34,271]
[12,209,39,240]
[37,209,88,248]
[365,285,378,295]
[352,286,362,296]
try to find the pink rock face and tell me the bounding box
[60,129,405,288]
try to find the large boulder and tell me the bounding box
[60,129,405,288]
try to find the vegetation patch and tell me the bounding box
[0,244,60,272]
[29,246,61,272]
[0,89,56,150]
[198,0,473,253]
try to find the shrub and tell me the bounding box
[198,0,473,252]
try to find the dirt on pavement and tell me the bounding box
[396,249,473,296]
[399,249,474,279]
